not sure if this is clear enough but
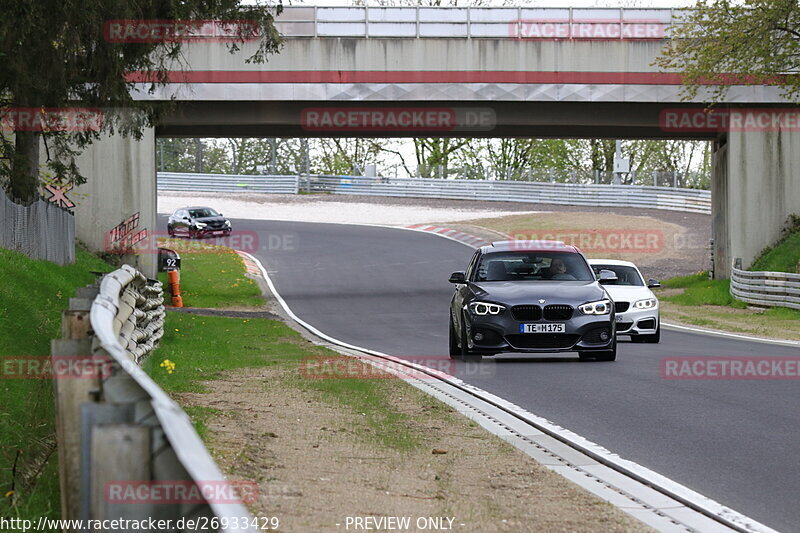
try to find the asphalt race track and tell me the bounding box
[161,215,800,532]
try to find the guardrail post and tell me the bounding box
[52,300,99,524]
[90,425,152,523]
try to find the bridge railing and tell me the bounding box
[730,262,800,310]
[274,6,682,39]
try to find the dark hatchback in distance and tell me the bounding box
[167,206,232,238]
[449,241,619,361]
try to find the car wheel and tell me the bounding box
[641,325,661,344]
[595,339,617,361]
[580,340,617,361]
[448,317,460,360]
[167,226,175,237]
[460,313,482,362]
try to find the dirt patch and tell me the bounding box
[459,212,709,280]
[169,306,281,320]
[178,365,654,532]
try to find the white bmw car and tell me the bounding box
[588,259,661,343]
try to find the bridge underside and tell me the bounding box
[158,101,718,140]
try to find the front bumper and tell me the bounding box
[465,311,615,354]
[614,306,659,336]
[196,227,232,237]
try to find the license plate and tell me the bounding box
[520,323,565,333]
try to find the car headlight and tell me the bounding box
[468,301,505,316]
[194,222,207,229]
[579,299,611,315]
[224,220,231,227]
[634,298,658,309]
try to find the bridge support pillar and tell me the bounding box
[72,127,157,278]
[713,128,800,278]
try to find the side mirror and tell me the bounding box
[598,269,618,284]
[449,271,466,284]
[648,279,661,288]
[218,213,223,217]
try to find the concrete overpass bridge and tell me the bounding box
[74,6,800,277]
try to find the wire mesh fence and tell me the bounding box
[0,186,75,264]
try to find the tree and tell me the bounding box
[0,1,283,203]
[314,138,388,175]
[656,0,800,103]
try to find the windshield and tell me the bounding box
[590,265,644,286]
[475,252,594,282]
[188,208,219,218]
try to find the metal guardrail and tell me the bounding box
[730,262,800,310]
[52,265,255,531]
[158,172,299,194]
[274,6,682,39]
[158,172,711,214]
[306,175,712,214]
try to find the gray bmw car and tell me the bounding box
[449,241,618,362]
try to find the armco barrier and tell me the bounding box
[158,172,711,214]
[303,176,711,214]
[730,262,800,310]
[158,172,299,194]
[51,265,255,531]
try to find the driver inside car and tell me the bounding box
[550,258,577,280]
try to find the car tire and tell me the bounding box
[580,340,617,362]
[448,317,460,360]
[167,226,175,237]
[460,313,482,362]
[641,324,661,344]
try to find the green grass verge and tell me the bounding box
[146,313,425,451]
[0,247,112,521]
[659,272,747,308]
[146,243,424,451]
[156,238,262,308]
[751,230,800,273]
